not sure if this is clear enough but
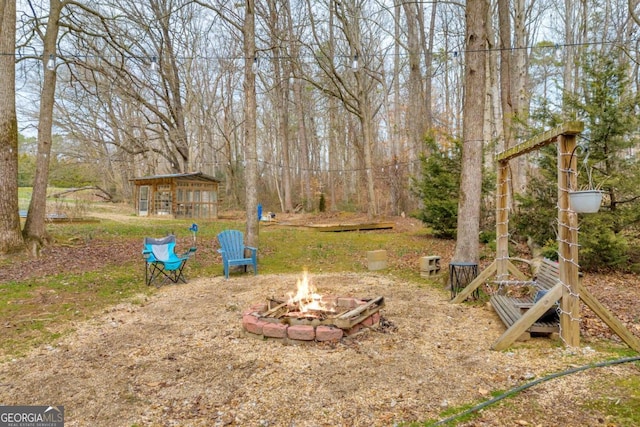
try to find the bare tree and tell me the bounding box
[15,0,611,232]
[561,0,580,106]
[215,57,245,207]
[243,0,259,247]
[402,2,426,157]
[498,0,514,150]
[328,0,340,212]
[303,0,388,218]
[420,1,438,131]
[22,0,64,250]
[436,3,466,133]
[266,0,294,213]
[453,0,489,263]
[0,0,25,254]
[51,1,200,175]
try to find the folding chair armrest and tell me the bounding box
[180,247,197,258]
[142,249,152,260]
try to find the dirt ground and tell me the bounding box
[1,210,639,426]
[1,269,639,426]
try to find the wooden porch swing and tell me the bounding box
[451,121,640,352]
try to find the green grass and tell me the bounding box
[0,267,152,357]
[18,187,32,210]
[588,342,640,358]
[19,186,72,207]
[584,374,640,426]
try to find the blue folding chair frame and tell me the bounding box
[143,235,196,286]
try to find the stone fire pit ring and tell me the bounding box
[242,296,385,344]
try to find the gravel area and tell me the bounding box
[1,271,638,426]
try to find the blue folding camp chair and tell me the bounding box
[143,235,196,286]
[217,230,257,279]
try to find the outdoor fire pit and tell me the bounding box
[242,272,385,343]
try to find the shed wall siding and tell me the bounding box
[132,177,219,219]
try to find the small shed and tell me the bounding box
[130,172,221,219]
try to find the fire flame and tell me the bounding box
[287,271,335,313]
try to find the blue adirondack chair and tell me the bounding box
[217,230,257,279]
[143,235,196,286]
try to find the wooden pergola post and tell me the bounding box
[558,134,581,346]
[495,160,509,281]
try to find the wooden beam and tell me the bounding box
[579,285,640,353]
[334,296,385,329]
[558,133,581,347]
[496,161,509,279]
[306,222,394,232]
[496,121,584,162]
[507,260,529,281]
[492,282,563,351]
[450,260,496,304]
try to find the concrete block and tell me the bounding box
[367,250,387,271]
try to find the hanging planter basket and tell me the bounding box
[567,145,604,214]
[569,189,603,213]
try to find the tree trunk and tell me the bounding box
[402,3,425,157]
[244,0,259,248]
[453,0,489,263]
[497,0,520,207]
[485,13,501,168]
[360,105,377,219]
[222,74,242,207]
[386,2,401,216]
[270,0,293,213]
[421,1,438,131]
[498,0,513,151]
[282,2,296,213]
[0,0,24,254]
[155,3,190,172]
[563,0,577,108]
[294,70,312,212]
[280,72,293,213]
[23,0,63,250]
[328,0,338,212]
[510,0,529,195]
[354,65,377,219]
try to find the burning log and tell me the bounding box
[247,273,386,339]
[257,295,384,329]
[263,300,288,318]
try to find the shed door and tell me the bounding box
[138,186,149,216]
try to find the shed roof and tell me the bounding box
[130,172,221,183]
